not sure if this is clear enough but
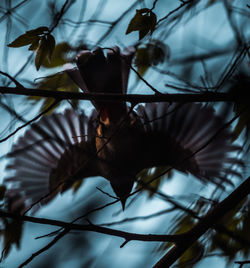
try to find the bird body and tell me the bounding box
[4,47,242,212]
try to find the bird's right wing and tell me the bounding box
[4,109,100,213]
[136,103,243,186]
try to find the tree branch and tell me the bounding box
[153,176,250,267]
[0,210,185,243]
[0,86,245,103]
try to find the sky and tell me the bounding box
[0,0,249,267]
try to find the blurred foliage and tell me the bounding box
[158,199,205,267]
[136,166,173,197]
[8,27,56,70]
[0,185,6,201]
[230,74,250,143]
[157,197,250,267]
[28,72,79,113]
[27,42,84,113]
[0,217,23,259]
[41,42,72,68]
[126,8,157,40]
[134,40,169,76]
[209,198,250,263]
[0,192,25,259]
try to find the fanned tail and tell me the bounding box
[65,46,135,124]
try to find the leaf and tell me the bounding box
[73,179,84,193]
[8,33,39,47]
[209,198,250,263]
[0,218,23,258]
[26,26,49,35]
[126,9,157,40]
[178,242,204,267]
[0,193,25,259]
[135,41,169,76]
[41,42,71,68]
[230,74,250,141]
[28,72,79,113]
[0,185,6,200]
[136,166,172,197]
[28,36,41,51]
[233,105,250,141]
[8,26,49,47]
[46,34,56,63]
[134,47,150,76]
[35,37,48,70]
[35,35,56,70]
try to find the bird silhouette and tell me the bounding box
[4,46,243,213]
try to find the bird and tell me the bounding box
[4,46,243,213]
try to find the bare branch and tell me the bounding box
[0,210,185,243]
[153,177,250,267]
[0,86,245,103]
[18,229,69,268]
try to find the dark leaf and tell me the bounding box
[8,33,39,47]
[126,9,157,40]
[28,72,79,113]
[135,41,169,76]
[178,242,204,267]
[46,34,56,63]
[41,42,71,68]
[230,74,250,141]
[0,218,23,258]
[8,26,49,47]
[26,26,49,35]
[28,36,41,51]
[209,198,250,262]
[233,105,250,141]
[35,37,50,70]
[136,166,172,197]
[0,185,6,200]
[134,47,150,76]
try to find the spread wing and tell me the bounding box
[4,109,100,213]
[136,103,243,186]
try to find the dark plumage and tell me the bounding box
[4,47,243,212]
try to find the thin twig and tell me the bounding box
[18,228,69,268]
[0,99,59,143]
[49,0,70,33]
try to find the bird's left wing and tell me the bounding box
[4,109,100,213]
